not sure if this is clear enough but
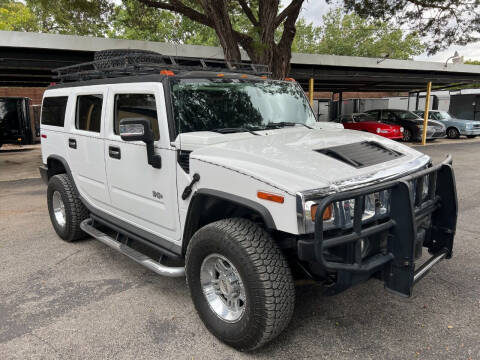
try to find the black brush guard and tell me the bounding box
[299,155,457,297]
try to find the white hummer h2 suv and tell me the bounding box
[39,51,458,351]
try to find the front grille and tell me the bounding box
[177,150,191,173]
[473,124,480,129]
[316,141,403,168]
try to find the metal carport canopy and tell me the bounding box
[1,30,480,91]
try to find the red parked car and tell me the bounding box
[335,113,404,140]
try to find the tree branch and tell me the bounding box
[275,0,304,27]
[136,0,213,27]
[237,0,258,26]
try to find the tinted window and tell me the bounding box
[76,95,103,132]
[114,94,159,140]
[366,110,379,120]
[41,96,68,127]
[390,110,419,120]
[354,114,376,122]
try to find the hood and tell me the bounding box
[453,118,480,126]
[182,128,429,194]
[409,118,445,128]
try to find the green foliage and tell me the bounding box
[25,0,113,36]
[110,0,218,46]
[294,9,424,59]
[0,0,113,36]
[465,60,480,66]
[0,1,39,31]
[291,19,322,53]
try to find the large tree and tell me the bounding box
[339,0,480,55]
[297,9,424,59]
[136,0,305,79]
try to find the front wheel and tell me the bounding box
[447,127,460,139]
[186,218,295,351]
[402,128,412,142]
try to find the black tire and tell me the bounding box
[47,174,89,242]
[186,218,295,351]
[402,128,412,142]
[93,49,161,70]
[466,135,476,139]
[447,127,460,139]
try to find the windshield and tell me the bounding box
[435,111,452,120]
[390,110,420,121]
[170,79,316,133]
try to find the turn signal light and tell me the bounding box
[257,191,284,204]
[160,70,175,76]
[310,204,333,221]
[240,74,248,78]
[284,77,295,82]
[217,73,225,77]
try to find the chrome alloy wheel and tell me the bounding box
[52,190,66,228]
[200,253,246,323]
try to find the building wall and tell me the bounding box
[0,87,46,105]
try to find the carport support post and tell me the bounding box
[421,82,432,145]
[308,78,314,106]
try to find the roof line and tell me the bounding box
[1,30,480,75]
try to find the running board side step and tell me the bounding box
[80,219,185,277]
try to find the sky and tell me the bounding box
[294,0,480,63]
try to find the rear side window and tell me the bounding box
[41,96,68,127]
[114,94,159,140]
[76,94,103,132]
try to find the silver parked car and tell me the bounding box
[414,110,480,139]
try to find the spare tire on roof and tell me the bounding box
[93,49,163,70]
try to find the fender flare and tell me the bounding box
[182,188,277,252]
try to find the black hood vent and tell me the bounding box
[316,141,403,168]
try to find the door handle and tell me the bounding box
[68,138,77,149]
[109,146,121,159]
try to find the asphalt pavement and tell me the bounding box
[0,142,479,359]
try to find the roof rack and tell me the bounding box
[54,53,270,83]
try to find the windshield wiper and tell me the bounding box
[211,127,261,136]
[265,122,312,129]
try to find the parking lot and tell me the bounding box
[0,141,479,360]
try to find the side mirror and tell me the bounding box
[119,118,161,169]
[119,118,154,142]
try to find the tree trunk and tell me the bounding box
[199,0,242,62]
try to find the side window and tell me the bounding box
[428,113,436,120]
[380,111,390,121]
[41,96,68,127]
[114,94,159,141]
[367,110,379,120]
[76,94,103,132]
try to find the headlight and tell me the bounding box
[466,123,473,130]
[303,190,391,232]
[400,127,404,132]
[411,174,430,203]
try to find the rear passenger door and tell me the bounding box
[66,89,109,210]
[103,83,181,246]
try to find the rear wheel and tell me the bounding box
[466,135,476,139]
[186,218,295,351]
[47,174,89,242]
[447,127,460,139]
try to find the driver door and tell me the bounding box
[103,83,181,246]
